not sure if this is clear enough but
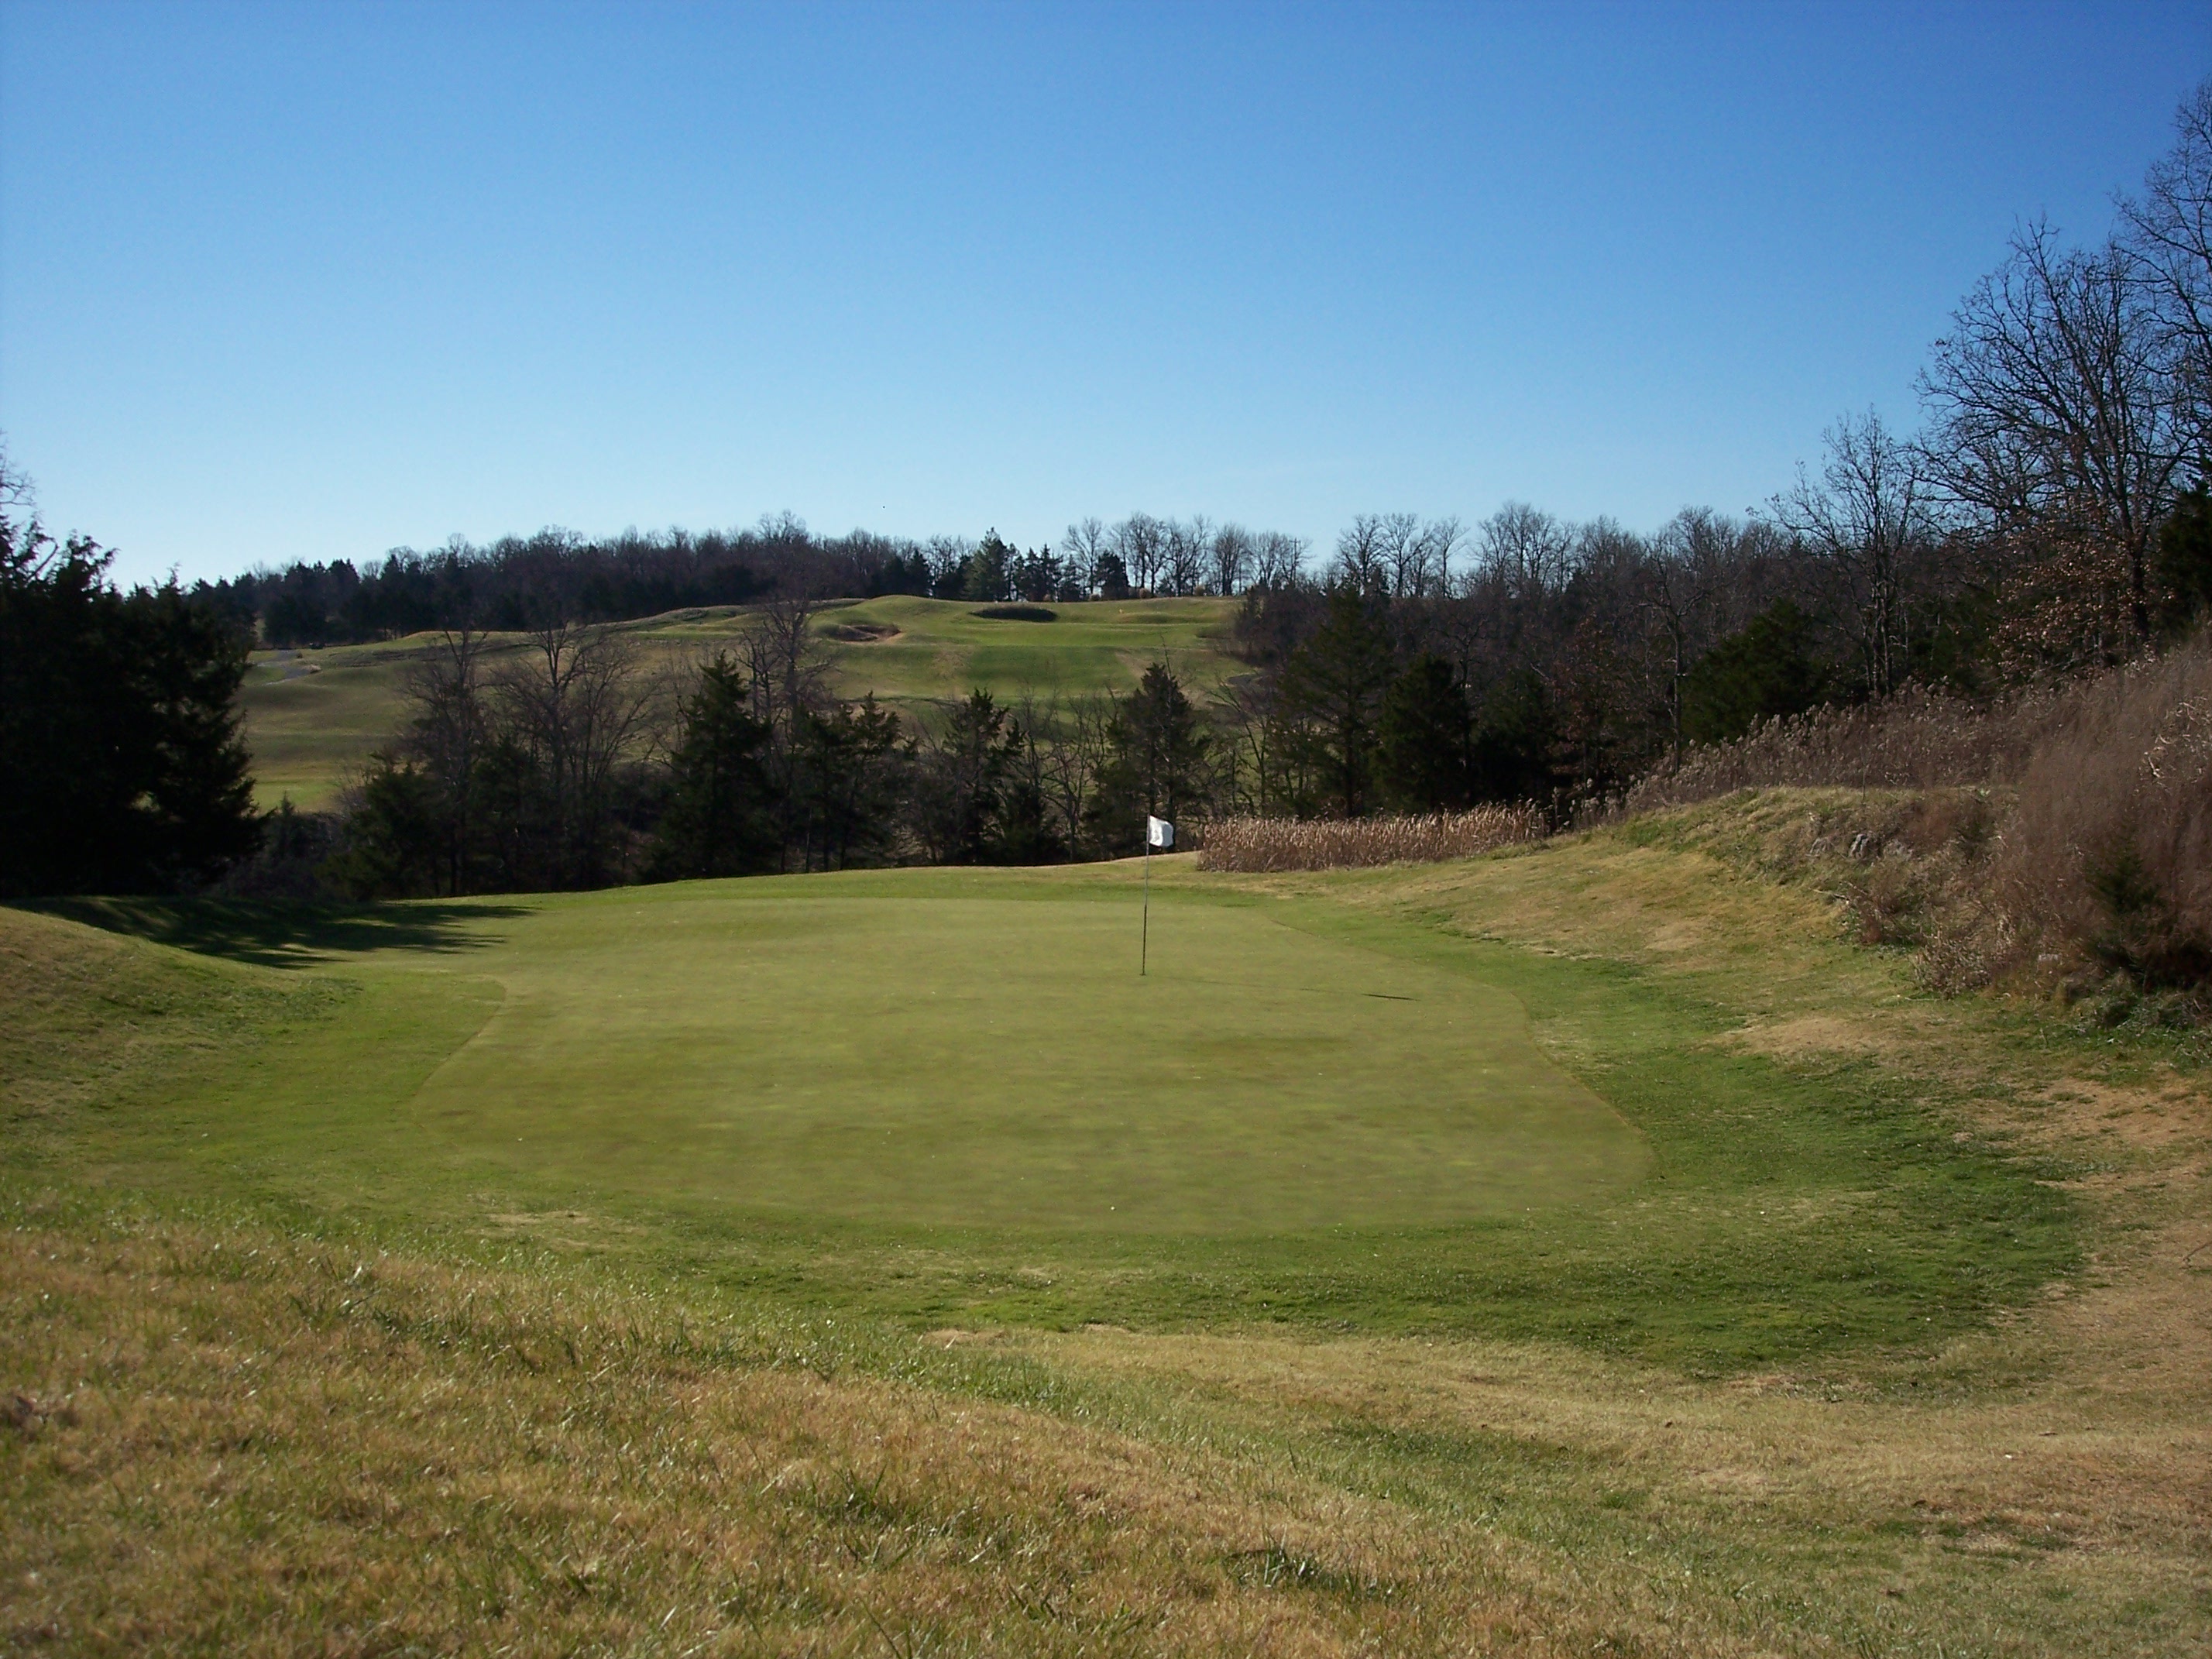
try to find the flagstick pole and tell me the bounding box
[1141,839,1151,977]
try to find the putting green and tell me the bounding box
[377,874,1644,1234]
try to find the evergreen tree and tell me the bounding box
[915,689,1019,863]
[794,695,907,871]
[2156,484,2212,631]
[1279,584,1396,816]
[1467,671,1556,803]
[1089,662,1211,853]
[964,531,1015,603]
[324,752,443,898]
[1680,601,1829,745]
[1378,654,1474,811]
[649,653,777,879]
[0,509,259,896]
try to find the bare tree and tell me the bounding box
[1468,503,1576,601]
[1208,524,1254,595]
[1063,517,1109,595]
[1008,688,1111,852]
[1115,513,1167,593]
[1633,509,1782,754]
[1332,514,1392,593]
[1211,669,1310,816]
[1771,412,1942,698]
[922,534,970,596]
[1918,221,2189,645]
[1382,514,1461,597]
[1249,531,1307,590]
[1165,514,1210,596]
[400,622,489,893]
[2121,77,2212,460]
[492,621,661,885]
[730,594,838,867]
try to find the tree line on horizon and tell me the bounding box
[8,79,2212,901]
[201,512,1316,651]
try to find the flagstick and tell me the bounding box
[1141,838,1151,977]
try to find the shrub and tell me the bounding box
[1621,630,2212,998]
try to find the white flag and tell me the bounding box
[1146,815,1174,849]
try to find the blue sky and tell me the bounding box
[2,2,2207,588]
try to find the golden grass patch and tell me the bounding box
[2,1221,1785,1657]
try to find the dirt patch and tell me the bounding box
[819,621,899,643]
[2032,1077,2211,1152]
[1719,1013,1887,1062]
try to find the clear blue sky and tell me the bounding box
[3,2,2207,588]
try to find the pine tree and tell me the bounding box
[1378,654,1473,811]
[1088,663,1211,854]
[648,654,776,879]
[0,509,259,897]
[1279,585,1396,816]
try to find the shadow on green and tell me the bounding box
[22,894,534,970]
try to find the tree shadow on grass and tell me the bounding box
[19,895,534,970]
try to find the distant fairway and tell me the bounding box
[392,878,1641,1233]
[238,596,1239,808]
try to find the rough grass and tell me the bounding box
[0,1214,1661,1657]
[1198,807,1543,872]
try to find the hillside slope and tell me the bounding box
[238,594,1241,809]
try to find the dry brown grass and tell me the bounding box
[0,1218,1774,1657]
[1616,633,2212,998]
[1621,686,2058,812]
[1197,807,1543,873]
[1998,639,2212,989]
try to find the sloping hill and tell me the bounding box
[237,595,1240,809]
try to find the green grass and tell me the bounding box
[238,596,1241,807]
[9,812,2207,1655]
[668,592,1242,706]
[15,857,2073,1372]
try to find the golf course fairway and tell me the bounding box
[26,851,2073,1365]
[15,819,2204,1657]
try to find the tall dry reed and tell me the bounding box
[1616,630,2212,994]
[1998,634,2212,983]
[1621,686,2059,812]
[1197,806,1544,872]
